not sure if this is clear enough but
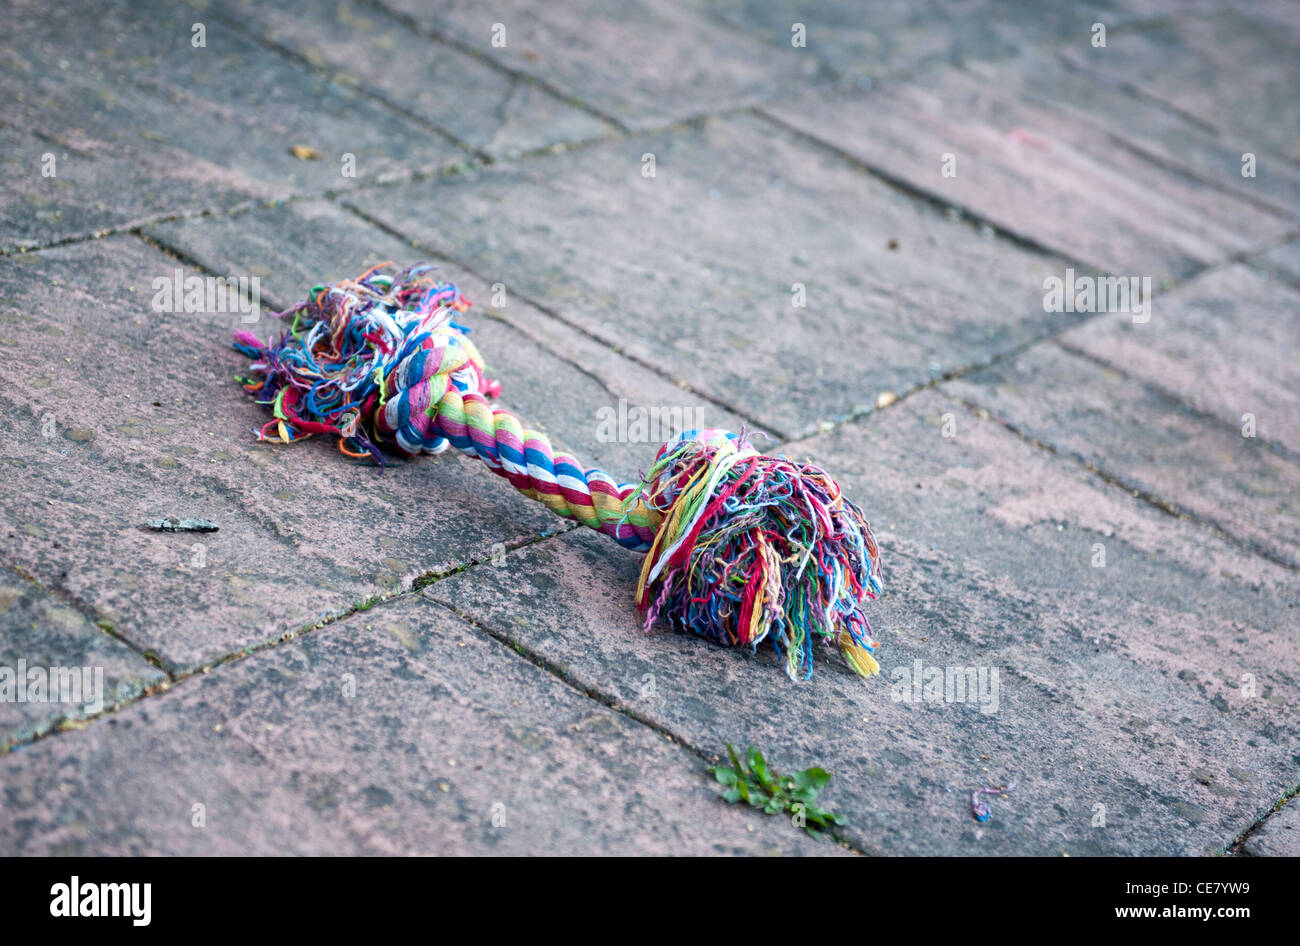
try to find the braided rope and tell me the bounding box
[426,388,658,550]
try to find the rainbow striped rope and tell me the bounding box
[234,264,883,680]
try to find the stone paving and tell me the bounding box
[0,0,1297,855]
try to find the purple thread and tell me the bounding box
[971,781,1016,822]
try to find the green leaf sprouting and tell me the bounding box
[711,744,846,839]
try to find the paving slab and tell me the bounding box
[695,0,1217,86]
[1240,796,1300,856]
[0,120,220,256]
[0,0,467,252]
[1059,263,1300,457]
[1059,8,1300,167]
[144,198,747,477]
[765,65,1291,280]
[425,388,1299,855]
[957,49,1300,220]
[0,566,166,751]
[1250,238,1300,289]
[0,705,360,855]
[347,112,1063,438]
[943,342,1300,568]
[199,0,617,158]
[0,593,834,855]
[0,382,378,678]
[1238,0,1300,38]
[0,236,564,673]
[376,0,826,129]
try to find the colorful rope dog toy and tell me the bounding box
[233,264,883,680]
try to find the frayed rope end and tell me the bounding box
[629,429,883,680]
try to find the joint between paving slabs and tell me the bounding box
[366,0,1201,140]
[1054,336,1300,469]
[1252,260,1300,295]
[0,515,574,757]
[0,151,480,257]
[752,106,1108,272]
[1071,118,1296,222]
[335,200,782,440]
[819,234,1287,446]
[942,387,1300,575]
[423,594,875,855]
[209,5,745,172]
[0,558,169,678]
[1241,226,1300,293]
[1227,783,1300,855]
[349,0,630,133]
[0,115,96,161]
[1030,53,1300,211]
[787,257,1164,440]
[1,102,751,259]
[194,1,490,165]
[1,128,507,257]
[1,192,297,258]
[1052,22,1232,140]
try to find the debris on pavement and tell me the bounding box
[971,782,1017,822]
[143,517,219,533]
